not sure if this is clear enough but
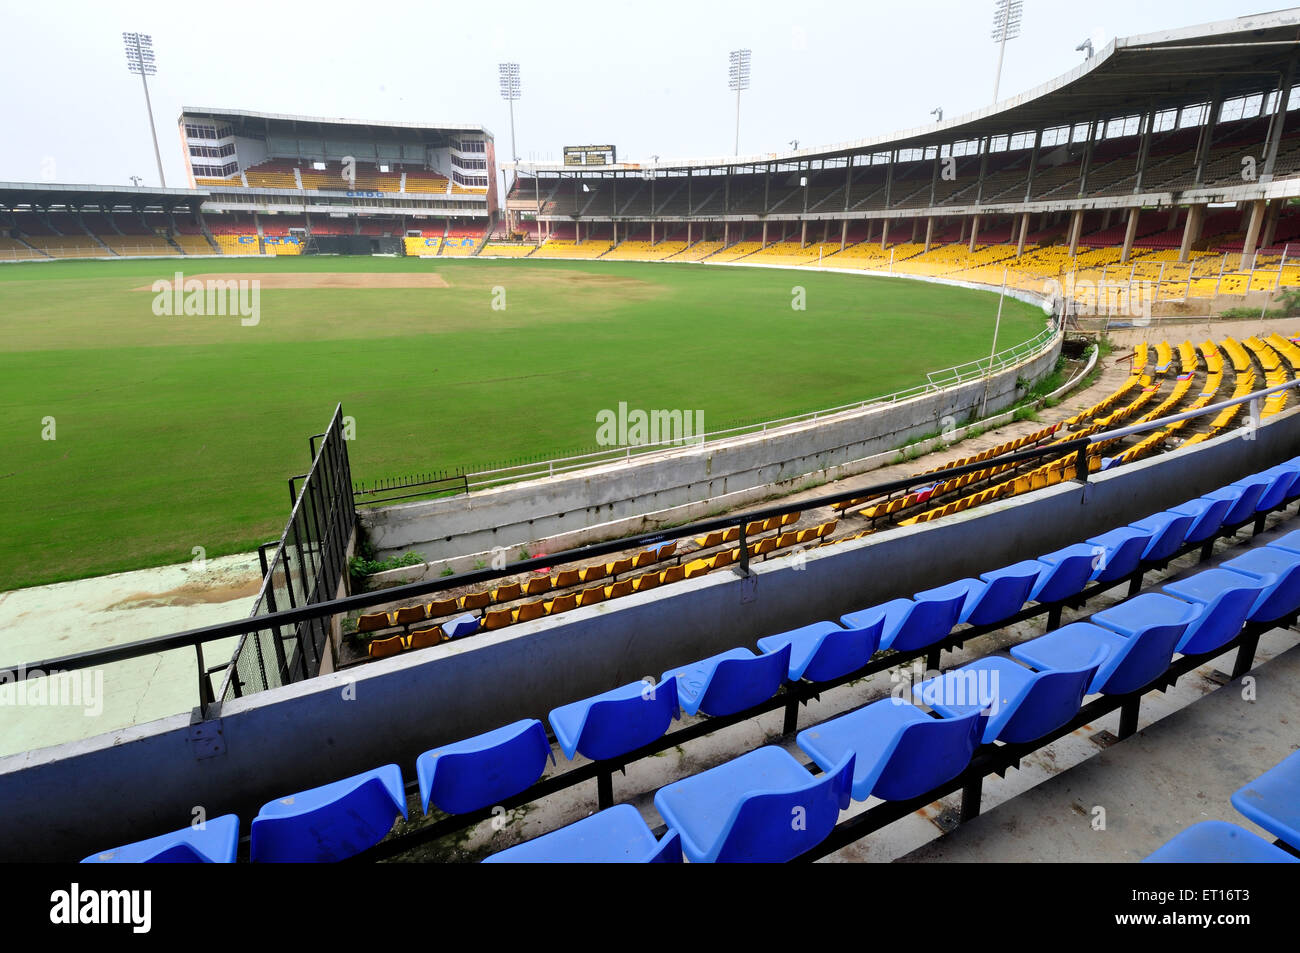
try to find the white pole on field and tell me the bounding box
[980,268,1009,418]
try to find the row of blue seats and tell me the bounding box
[83,461,1300,863]
[1145,749,1300,862]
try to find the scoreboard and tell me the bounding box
[563,144,617,166]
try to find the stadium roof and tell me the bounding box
[513,7,1300,173]
[180,107,493,141]
[0,182,206,208]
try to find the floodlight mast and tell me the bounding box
[498,62,522,232]
[123,32,166,188]
[728,49,751,156]
[990,0,1023,103]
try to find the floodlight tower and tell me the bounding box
[498,62,522,234]
[990,0,1023,103]
[123,32,166,187]
[728,49,751,156]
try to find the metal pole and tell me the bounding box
[734,87,742,155]
[992,18,1009,102]
[137,56,166,187]
[980,269,1008,417]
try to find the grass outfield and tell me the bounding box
[0,256,1046,590]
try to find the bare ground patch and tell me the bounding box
[133,272,450,290]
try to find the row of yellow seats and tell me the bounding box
[357,541,682,634]
[693,514,800,549]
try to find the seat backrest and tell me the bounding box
[1135,511,1196,562]
[714,753,854,863]
[367,634,404,659]
[872,710,987,801]
[1217,482,1265,527]
[1031,548,1096,604]
[1177,581,1260,655]
[1095,618,1187,694]
[661,565,685,584]
[492,582,521,603]
[889,591,964,652]
[553,569,581,588]
[357,612,390,633]
[995,647,1108,743]
[417,720,550,815]
[460,591,490,610]
[547,593,577,614]
[1177,496,1233,543]
[482,608,512,630]
[699,644,792,716]
[407,626,444,650]
[427,596,460,616]
[522,577,551,596]
[802,619,885,683]
[573,677,679,761]
[968,565,1039,627]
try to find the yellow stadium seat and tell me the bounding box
[459,591,491,611]
[405,627,444,650]
[426,597,459,618]
[491,582,521,603]
[357,612,391,633]
[523,576,553,596]
[367,635,404,659]
[513,600,547,624]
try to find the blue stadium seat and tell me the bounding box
[250,764,406,862]
[663,644,791,717]
[1247,465,1300,511]
[417,719,551,815]
[653,745,854,863]
[1028,544,1098,604]
[549,677,679,761]
[82,814,240,864]
[915,649,1107,744]
[1089,591,1201,640]
[1143,820,1298,863]
[1087,526,1155,583]
[1220,546,1300,622]
[1231,750,1300,849]
[1129,510,1196,563]
[1168,496,1234,544]
[1010,612,1186,696]
[949,559,1041,626]
[1205,482,1265,529]
[796,700,987,801]
[756,617,884,682]
[848,581,967,653]
[482,804,681,863]
[1162,569,1267,654]
[1262,527,1300,557]
[443,613,480,639]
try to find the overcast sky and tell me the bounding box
[0,0,1285,187]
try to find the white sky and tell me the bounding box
[0,0,1285,188]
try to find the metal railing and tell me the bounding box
[4,374,1297,721]
[444,324,1060,494]
[216,404,356,703]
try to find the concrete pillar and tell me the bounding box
[650,221,655,244]
[924,216,935,253]
[724,221,730,246]
[910,217,920,242]
[1067,209,1084,257]
[1178,204,1205,263]
[761,221,768,249]
[576,220,581,244]
[1241,199,1267,262]
[1168,208,1180,231]
[1120,207,1140,264]
[800,219,808,248]
[1016,212,1030,257]
[959,218,968,243]
[840,220,848,252]
[613,221,618,245]
[1262,200,1281,250]
[687,221,692,245]
[968,214,980,253]
[881,219,891,249]
[1100,209,1112,232]
[821,220,829,243]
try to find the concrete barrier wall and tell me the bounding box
[363,329,1062,564]
[3,408,1296,861]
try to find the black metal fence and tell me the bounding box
[353,471,468,507]
[217,404,356,702]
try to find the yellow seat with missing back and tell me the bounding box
[367,634,404,659]
[513,600,547,624]
[357,612,392,634]
[683,558,712,579]
[694,531,724,548]
[405,626,444,650]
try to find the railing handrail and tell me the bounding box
[440,323,1059,490]
[0,433,1090,690]
[13,372,1298,707]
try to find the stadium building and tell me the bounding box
[2,8,1300,867]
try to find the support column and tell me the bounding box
[840,220,848,252]
[687,220,692,245]
[650,221,655,244]
[724,221,730,246]
[761,221,768,249]
[1178,204,1205,263]
[881,218,890,249]
[821,220,829,243]
[1261,57,1296,181]
[924,216,935,253]
[613,221,618,245]
[1016,211,1030,257]
[968,214,980,253]
[1262,200,1281,250]
[1241,199,1267,262]
[800,219,808,247]
[910,217,920,242]
[1067,209,1084,257]
[1120,207,1140,264]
